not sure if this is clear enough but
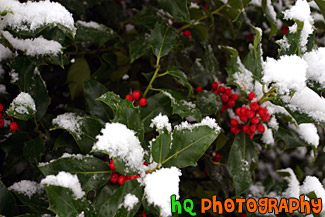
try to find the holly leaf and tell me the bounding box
[97,91,123,116]
[129,35,151,63]
[157,0,190,22]
[196,90,222,116]
[7,93,36,121]
[151,128,172,164]
[314,0,325,21]
[23,138,45,166]
[166,66,193,97]
[0,180,18,216]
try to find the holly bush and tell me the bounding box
[1,0,325,217]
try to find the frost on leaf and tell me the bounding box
[174,116,221,133]
[277,168,300,198]
[300,176,325,213]
[52,113,83,139]
[150,113,172,132]
[0,43,12,61]
[144,167,181,217]
[8,180,44,198]
[8,92,36,120]
[289,123,319,148]
[92,122,145,174]
[120,193,139,211]
[303,47,325,89]
[41,171,85,199]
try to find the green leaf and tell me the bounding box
[75,22,116,47]
[93,185,119,213]
[39,155,110,193]
[161,90,202,122]
[152,129,172,164]
[97,91,123,116]
[149,23,177,60]
[162,125,219,168]
[140,93,172,132]
[314,0,325,21]
[84,79,111,121]
[98,179,144,217]
[196,90,222,116]
[0,180,18,216]
[158,0,190,22]
[44,185,96,217]
[67,57,91,100]
[7,93,36,121]
[23,138,45,166]
[131,7,162,29]
[129,35,151,63]
[261,0,278,39]
[166,66,193,97]
[228,132,257,195]
[51,114,104,153]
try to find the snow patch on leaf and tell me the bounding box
[52,113,83,139]
[8,180,44,198]
[150,113,172,132]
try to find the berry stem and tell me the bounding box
[258,86,277,104]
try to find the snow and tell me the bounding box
[233,57,254,92]
[52,113,82,139]
[10,92,36,115]
[77,20,103,29]
[8,180,44,198]
[0,0,75,34]
[261,126,274,145]
[150,113,172,132]
[41,171,85,199]
[300,176,325,212]
[92,122,145,174]
[0,43,12,61]
[286,87,325,122]
[278,168,300,198]
[144,167,182,217]
[9,70,19,83]
[289,123,319,147]
[263,55,307,94]
[283,0,314,52]
[174,116,221,133]
[38,153,93,167]
[0,84,6,94]
[267,116,279,130]
[2,31,62,56]
[303,48,325,88]
[122,193,139,211]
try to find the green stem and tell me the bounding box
[259,86,277,104]
[157,71,169,77]
[177,3,228,31]
[143,62,161,97]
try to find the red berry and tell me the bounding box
[250,125,257,133]
[247,110,255,119]
[230,118,238,126]
[132,90,141,101]
[240,115,248,122]
[141,213,147,217]
[225,88,232,96]
[251,116,260,124]
[0,104,3,112]
[10,121,18,131]
[258,107,267,117]
[231,94,238,101]
[0,119,4,127]
[196,86,203,93]
[235,129,241,135]
[230,126,238,133]
[248,92,255,100]
[281,24,289,35]
[214,153,222,162]
[213,89,218,94]
[109,160,116,171]
[220,104,227,113]
[227,99,236,108]
[261,113,271,122]
[183,30,191,38]
[221,94,229,102]
[257,124,265,133]
[248,35,253,41]
[203,5,208,10]
[211,82,219,90]
[249,102,259,111]
[118,175,127,185]
[139,98,147,107]
[241,107,249,116]
[125,94,133,101]
[235,108,242,116]
[242,125,250,134]
[218,86,225,94]
[248,133,254,139]
[110,173,118,183]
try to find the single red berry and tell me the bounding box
[196,86,203,93]
[235,129,241,135]
[125,94,133,102]
[141,213,147,217]
[139,98,148,107]
[211,82,219,90]
[0,119,4,127]
[250,125,257,133]
[261,113,271,122]
[143,162,148,166]
[258,107,267,117]
[10,121,18,131]
[240,115,248,122]
[247,110,255,119]
[132,90,141,101]
[203,5,208,10]
[257,124,265,133]
[231,94,238,101]
[220,104,227,113]
[118,175,127,185]
[230,126,238,133]
[235,108,242,116]
[242,125,250,134]
[248,34,253,41]
[241,107,249,116]
[225,88,232,96]
[109,160,116,171]
[248,133,254,139]
[183,30,191,38]
[221,94,229,102]
[230,118,238,126]
[0,104,3,112]
[213,89,218,94]
[248,92,255,100]
[218,86,225,94]
[214,153,222,162]
[227,99,236,108]
[251,116,260,124]
[110,173,118,183]
[250,102,259,111]
[281,24,289,35]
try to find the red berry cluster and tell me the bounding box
[213,153,222,162]
[211,81,238,113]
[183,30,191,38]
[230,92,270,138]
[0,103,19,131]
[125,90,147,107]
[108,160,142,185]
